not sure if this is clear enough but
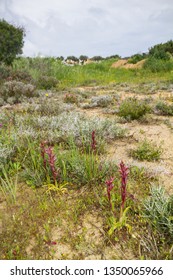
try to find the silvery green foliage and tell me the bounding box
[32,111,125,140]
[0,97,4,106]
[0,80,36,104]
[1,111,125,148]
[143,186,173,240]
[0,143,15,166]
[17,125,38,139]
[0,111,8,123]
[90,95,113,107]
[6,96,16,105]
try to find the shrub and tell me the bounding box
[64,93,78,104]
[0,64,12,82]
[129,139,162,161]
[0,80,36,104]
[29,112,125,151]
[149,40,173,57]
[143,186,173,242]
[144,57,173,72]
[118,98,150,120]
[36,75,58,89]
[128,53,147,64]
[33,101,64,116]
[155,102,173,116]
[8,69,33,83]
[90,95,113,107]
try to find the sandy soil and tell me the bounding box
[77,88,173,194]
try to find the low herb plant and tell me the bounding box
[118,98,150,120]
[130,139,162,161]
[36,75,58,90]
[0,163,20,203]
[143,186,173,243]
[155,101,173,116]
[64,93,78,104]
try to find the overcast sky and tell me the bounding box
[0,0,173,58]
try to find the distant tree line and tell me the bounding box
[1,19,173,67]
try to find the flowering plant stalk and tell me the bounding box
[105,177,115,209]
[40,141,59,185]
[91,130,97,152]
[119,161,129,218]
[106,161,131,235]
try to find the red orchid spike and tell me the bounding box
[119,161,129,210]
[40,142,59,184]
[91,130,97,152]
[106,177,115,209]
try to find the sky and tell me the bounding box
[0,0,173,58]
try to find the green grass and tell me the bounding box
[11,57,173,89]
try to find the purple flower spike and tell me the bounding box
[106,177,115,209]
[119,161,129,211]
[91,130,97,152]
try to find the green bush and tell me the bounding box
[0,64,12,82]
[36,75,58,89]
[155,102,173,116]
[128,53,147,64]
[143,186,173,243]
[130,139,162,161]
[144,57,173,72]
[118,98,150,120]
[149,40,173,57]
[9,69,33,83]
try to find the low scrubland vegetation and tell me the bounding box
[1,40,173,260]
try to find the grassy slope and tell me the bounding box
[12,57,173,88]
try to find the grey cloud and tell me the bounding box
[0,0,173,57]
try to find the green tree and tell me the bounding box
[0,19,25,65]
[66,56,79,62]
[149,40,173,60]
[91,56,104,61]
[79,55,88,61]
